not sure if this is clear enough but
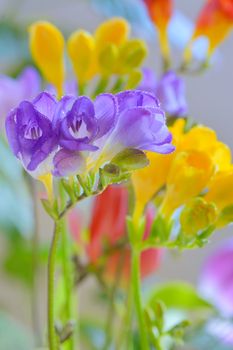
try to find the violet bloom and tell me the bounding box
[5,90,174,178]
[0,67,41,128]
[5,92,58,178]
[54,90,174,176]
[139,68,188,117]
[199,239,233,317]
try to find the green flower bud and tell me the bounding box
[180,197,218,237]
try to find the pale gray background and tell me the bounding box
[0,0,232,338]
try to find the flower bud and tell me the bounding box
[29,21,65,97]
[117,39,147,74]
[180,197,218,236]
[95,17,129,54]
[98,43,118,75]
[67,30,96,85]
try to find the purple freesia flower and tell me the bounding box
[139,68,188,117]
[199,239,233,317]
[0,67,41,128]
[5,90,174,178]
[5,92,58,178]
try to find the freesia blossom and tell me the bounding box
[132,118,231,219]
[143,0,173,60]
[70,185,161,282]
[185,0,233,61]
[0,67,40,128]
[29,20,147,95]
[139,68,188,116]
[5,90,174,180]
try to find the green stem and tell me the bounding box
[60,218,76,350]
[59,185,76,350]
[48,221,61,350]
[132,248,150,350]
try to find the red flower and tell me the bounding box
[70,185,161,283]
[190,0,233,57]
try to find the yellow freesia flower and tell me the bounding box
[205,167,233,211]
[132,152,174,220]
[160,150,214,218]
[67,30,96,87]
[132,118,231,220]
[95,17,129,53]
[29,21,65,97]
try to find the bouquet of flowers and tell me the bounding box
[1,0,233,349]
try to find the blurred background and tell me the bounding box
[0,0,232,349]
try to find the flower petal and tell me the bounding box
[94,93,117,138]
[33,92,57,120]
[117,90,160,113]
[53,149,85,177]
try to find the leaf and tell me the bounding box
[41,199,58,220]
[148,282,213,311]
[111,148,149,172]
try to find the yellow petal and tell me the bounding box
[205,168,233,210]
[38,173,53,201]
[95,17,129,53]
[67,30,96,85]
[132,152,174,219]
[161,150,214,217]
[180,125,232,170]
[29,21,65,97]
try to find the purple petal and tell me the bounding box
[138,68,157,93]
[53,149,85,177]
[19,67,41,100]
[33,92,57,120]
[94,93,117,138]
[116,90,160,113]
[53,95,76,130]
[156,71,188,116]
[58,96,98,151]
[199,239,233,317]
[5,108,19,156]
[109,106,173,154]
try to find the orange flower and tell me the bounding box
[143,0,173,61]
[185,0,233,60]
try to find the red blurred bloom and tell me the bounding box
[143,0,173,60]
[191,0,233,57]
[70,185,161,283]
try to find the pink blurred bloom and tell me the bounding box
[70,185,161,283]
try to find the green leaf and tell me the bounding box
[148,282,213,311]
[111,148,149,172]
[41,199,59,220]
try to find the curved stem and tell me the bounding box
[48,221,60,350]
[132,248,150,350]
